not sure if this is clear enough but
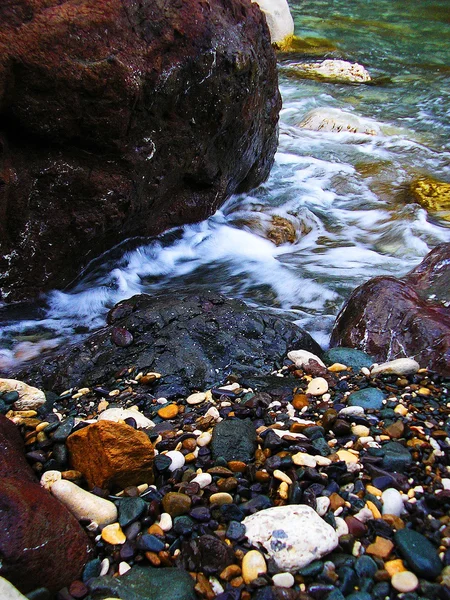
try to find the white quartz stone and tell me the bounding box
[287,350,325,368]
[316,496,330,517]
[0,378,46,411]
[98,407,155,429]
[165,450,185,472]
[272,572,295,588]
[298,107,380,136]
[191,472,213,489]
[40,469,62,491]
[370,358,420,377]
[51,480,118,527]
[381,488,404,516]
[243,505,338,572]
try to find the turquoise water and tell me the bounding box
[1,0,449,368]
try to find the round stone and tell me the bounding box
[157,404,179,419]
[306,377,329,396]
[101,522,126,545]
[381,488,404,516]
[348,388,385,410]
[272,572,295,588]
[162,492,192,517]
[391,570,419,593]
[186,392,207,405]
[209,492,233,505]
[242,550,267,584]
[165,450,185,472]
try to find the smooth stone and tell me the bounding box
[298,108,380,136]
[394,528,442,579]
[339,406,365,417]
[137,534,165,552]
[370,358,420,377]
[242,550,267,584]
[272,572,295,588]
[162,492,192,517]
[165,450,185,472]
[111,327,134,347]
[52,417,75,442]
[381,442,412,471]
[0,379,46,411]
[348,388,385,410]
[355,555,378,578]
[323,348,373,371]
[306,377,329,396]
[117,497,148,527]
[345,593,372,600]
[292,452,317,468]
[190,473,212,488]
[226,521,246,541]
[287,349,325,368]
[87,566,196,600]
[391,571,419,593]
[210,492,233,505]
[51,479,118,527]
[98,407,155,429]
[40,470,62,491]
[0,577,30,600]
[381,488,404,516]
[243,505,338,572]
[211,418,256,462]
[101,522,126,545]
[186,392,207,405]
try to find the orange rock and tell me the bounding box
[382,514,405,530]
[292,394,309,410]
[385,559,407,576]
[329,492,346,511]
[66,420,154,490]
[366,536,394,559]
[157,403,179,419]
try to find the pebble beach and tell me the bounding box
[2,347,449,600]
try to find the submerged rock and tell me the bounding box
[298,107,380,135]
[330,243,450,375]
[0,0,280,302]
[12,292,322,395]
[286,59,371,84]
[410,177,450,222]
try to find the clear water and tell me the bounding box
[1,0,450,369]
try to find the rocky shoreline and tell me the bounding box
[1,345,449,600]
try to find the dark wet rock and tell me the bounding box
[0,414,36,481]
[211,418,257,462]
[347,388,385,410]
[137,534,165,552]
[0,477,92,593]
[0,0,280,303]
[330,243,450,375]
[177,534,234,574]
[111,327,134,348]
[12,292,322,394]
[381,441,412,472]
[322,347,374,371]
[394,528,443,579]
[52,416,75,442]
[117,497,148,528]
[87,565,196,600]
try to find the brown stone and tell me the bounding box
[267,216,297,246]
[0,477,92,593]
[0,414,36,482]
[366,536,394,559]
[228,460,247,472]
[66,420,154,490]
[382,514,405,530]
[162,492,192,517]
[383,420,405,439]
[329,492,346,511]
[157,403,179,420]
[345,516,368,538]
[292,394,309,410]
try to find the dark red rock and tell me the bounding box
[330,243,450,375]
[0,477,92,593]
[0,0,280,302]
[111,327,134,347]
[0,414,36,481]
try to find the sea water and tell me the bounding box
[1,0,449,369]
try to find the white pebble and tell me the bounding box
[306,377,329,396]
[51,480,118,527]
[191,473,213,489]
[205,406,221,421]
[242,550,267,584]
[339,406,365,417]
[391,571,419,593]
[292,452,317,468]
[335,517,349,538]
[197,431,212,446]
[209,577,224,595]
[381,488,404,516]
[272,572,295,588]
[315,496,330,516]
[40,470,62,491]
[186,392,207,405]
[442,478,450,490]
[352,425,370,437]
[287,350,325,368]
[273,469,292,484]
[98,407,155,429]
[165,450,185,472]
[158,512,173,532]
[353,506,373,523]
[118,561,132,575]
[99,557,110,576]
[370,358,420,377]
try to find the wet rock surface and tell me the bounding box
[0,0,280,302]
[11,292,322,395]
[330,243,450,375]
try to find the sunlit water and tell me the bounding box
[1,0,450,369]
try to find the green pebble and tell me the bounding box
[395,528,442,579]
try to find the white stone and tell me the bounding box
[287,350,325,368]
[242,549,267,584]
[298,107,380,136]
[292,452,317,468]
[292,59,371,83]
[40,469,62,491]
[100,558,110,576]
[442,478,450,490]
[353,506,373,523]
[205,406,221,421]
[51,480,118,527]
[209,577,224,596]
[252,0,294,47]
[98,407,155,429]
[118,561,132,575]
[0,576,29,600]
[197,431,212,446]
[272,572,295,588]
[391,571,419,593]
[339,406,365,417]
[335,517,349,538]
[370,358,420,377]
[0,378,46,411]
[381,488,404,516]
[316,496,330,517]
[158,512,173,532]
[165,450,185,472]
[315,456,332,466]
[186,392,207,405]
[352,425,370,437]
[306,377,329,396]
[243,505,338,572]
[272,429,307,440]
[191,473,213,489]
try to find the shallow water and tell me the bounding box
[1,0,450,369]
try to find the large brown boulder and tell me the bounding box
[0,414,36,481]
[0,0,280,302]
[330,243,450,375]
